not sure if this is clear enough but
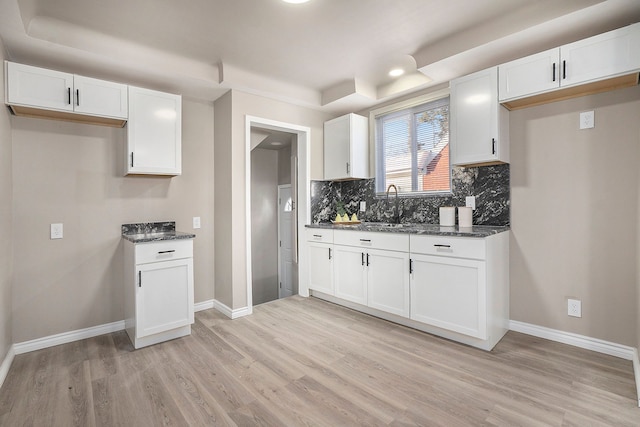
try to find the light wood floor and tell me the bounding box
[0,296,638,426]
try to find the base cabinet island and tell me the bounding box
[122,222,195,349]
[305,223,509,351]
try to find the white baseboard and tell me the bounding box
[633,348,640,408]
[194,299,214,312]
[213,299,252,319]
[0,344,15,390]
[509,320,635,360]
[13,320,125,355]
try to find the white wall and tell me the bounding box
[0,37,13,362]
[510,85,640,346]
[10,98,215,343]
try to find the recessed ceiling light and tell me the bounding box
[389,68,405,77]
[282,0,310,3]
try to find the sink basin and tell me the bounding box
[370,223,414,228]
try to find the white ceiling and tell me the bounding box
[1,0,639,114]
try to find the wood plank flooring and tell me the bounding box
[0,295,638,426]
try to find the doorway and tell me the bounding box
[247,117,309,308]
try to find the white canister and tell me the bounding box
[458,206,473,228]
[439,207,455,226]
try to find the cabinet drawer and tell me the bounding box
[410,235,485,260]
[135,239,193,264]
[334,230,409,252]
[306,228,333,243]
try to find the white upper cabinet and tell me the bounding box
[323,113,369,180]
[6,62,74,112]
[499,23,640,103]
[73,75,128,119]
[126,86,182,176]
[561,23,640,88]
[450,67,509,166]
[498,49,559,102]
[5,61,128,120]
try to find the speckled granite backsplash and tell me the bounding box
[311,164,509,226]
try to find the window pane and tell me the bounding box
[375,96,450,195]
[382,114,412,193]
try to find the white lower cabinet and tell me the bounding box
[410,254,486,339]
[305,227,508,351]
[124,238,194,349]
[333,244,368,305]
[306,229,334,295]
[367,248,410,318]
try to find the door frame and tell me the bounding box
[245,116,311,313]
[277,184,292,299]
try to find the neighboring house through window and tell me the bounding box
[373,89,451,195]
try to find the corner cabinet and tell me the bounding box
[499,22,640,106]
[323,113,369,180]
[124,238,194,349]
[450,67,509,166]
[126,86,182,176]
[5,61,128,126]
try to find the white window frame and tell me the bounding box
[370,88,452,197]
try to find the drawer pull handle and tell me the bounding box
[359,239,371,242]
[158,250,176,254]
[366,253,370,266]
[138,271,141,287]
[313,234,322,238]
[409,258,413,274]
[434,244,451,248]
[328,248,332,260]
[361,252,365,266]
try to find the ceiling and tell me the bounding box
[1,0,639,114]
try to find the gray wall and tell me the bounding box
[251,148,279,305]
[510,85,640,346]
[10,98,215,343]
[0,38,13,363]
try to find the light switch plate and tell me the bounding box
[465,196,476,210]
[193,217,201,229]
[50,223,63,239]
[579,111,594,129]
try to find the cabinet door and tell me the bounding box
[451,67,505,165]
[333,245,367,305]
[498,49,560,101]
[73,75,128,119]
[127,86,182,176]
[324,114,351,180]
[410,254,486,339]
[6,61,74,112]
[323,113,368,180]
[136,258,194,338]
[367,248,410,317]
[561,23,640,88]
[307,242,334,295]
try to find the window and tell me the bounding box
[374,94,450,195]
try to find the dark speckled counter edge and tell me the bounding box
[122,221,196,243]
[306,222,509,238]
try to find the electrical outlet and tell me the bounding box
[193,217,201,229]
[568,298,582,317]
[359,201,366,212]
[465,196,476,210]
[50,223,63,240]
[579,111,594,129]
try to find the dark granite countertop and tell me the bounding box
[306,222,509,238]
[122,221,196,243]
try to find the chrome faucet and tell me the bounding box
[386,184,400,224]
